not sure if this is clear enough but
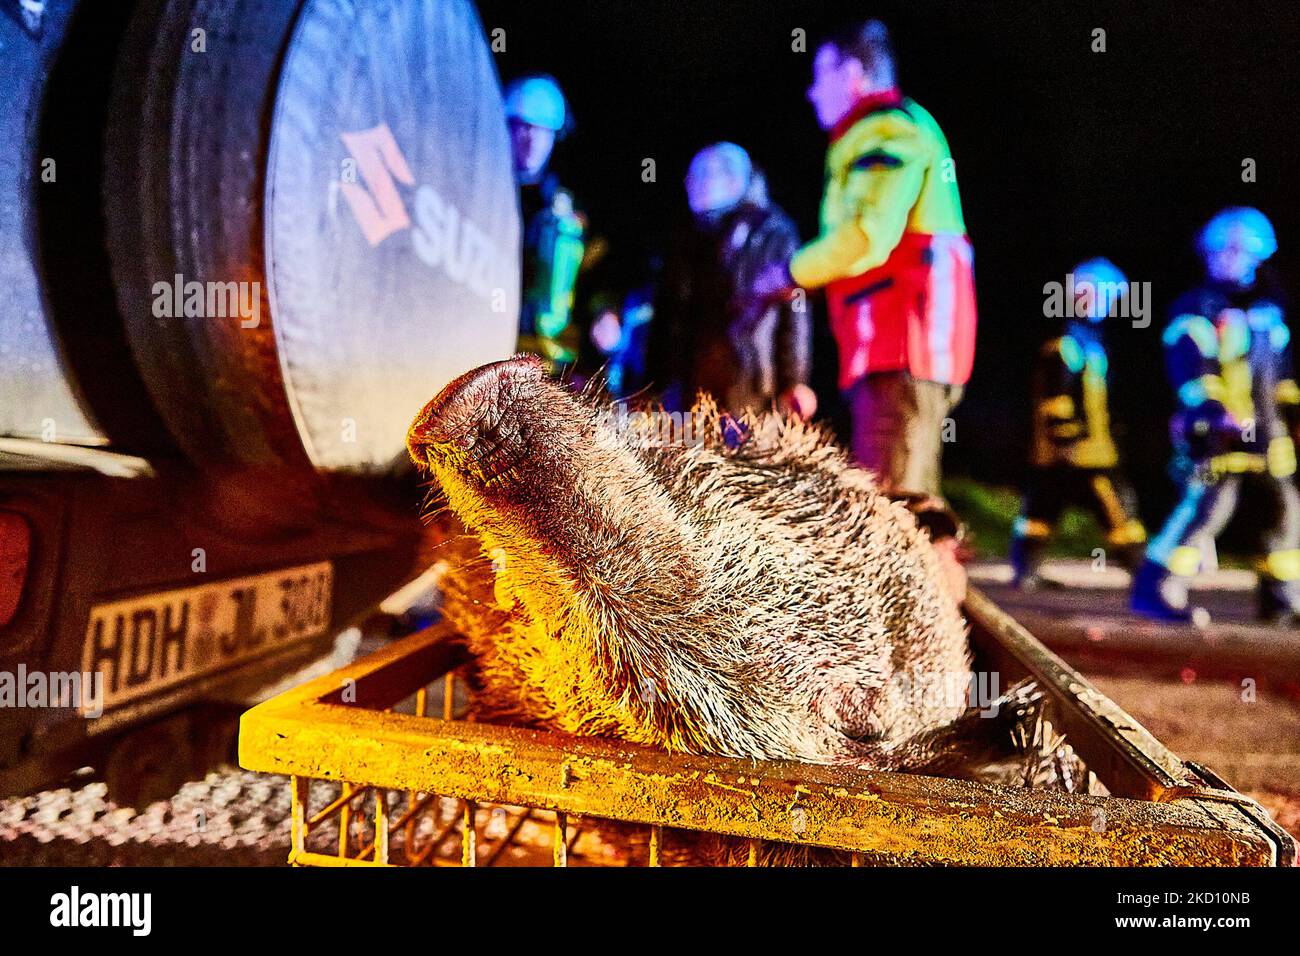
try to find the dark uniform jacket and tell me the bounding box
[1163,278,1299,476]
[1030,322,1119,470]
[651,199,809,412]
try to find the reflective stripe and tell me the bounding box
[926,236,957,383]
[1147,482,1207,569]
[1166,545,1202,577]
[1272,320,1290,350]
[1013,516,1052,539]
[1058,335,1084,374]
[1210,451,1266,475]
[1039,394,1075,420]
[1164,314,1218,357]
[1178,374,1224,407]
[1268,436,1297,478]
[1106,519,1148,547]
[1265,549,1300,582]
[1084,340,1109,378]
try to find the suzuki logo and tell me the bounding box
[338,123,510,304]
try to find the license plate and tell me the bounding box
[81,562,333,714]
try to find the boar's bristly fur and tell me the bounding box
[408,355,973,772]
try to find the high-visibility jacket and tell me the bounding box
[518,174,586,368]
[1030,324,1120,469]
[790,89,976,389]
[1164,280,1299,477]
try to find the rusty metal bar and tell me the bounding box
[337,784,351,857]
[289,775,308,865]
[292,850,391,868]
[311,781,369,830]
[309,622,467,711]
[462,800,477,867]
[964,586,1193,800]
[409,689,428,853]
[241,620,1289,866]
[374,790,389,864]
[244,697,1277,864]
[554,812,568,867]
[999,603,1300,688]
[388,792,438,835]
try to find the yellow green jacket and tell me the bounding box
[791,90,977,387]
[1030,327,1119,469]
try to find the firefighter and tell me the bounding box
[1132,207,1300,624]
[1011,258,1147,589]
[505,74,585,372]
[651,143,814,418]
[753,19,976,496]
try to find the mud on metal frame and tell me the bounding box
[237,587,1295,867]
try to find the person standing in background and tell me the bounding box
[505,74,586,372]
[754,19,976,496]
[650,142,815,419]
[585,284,654,399]
[1132,208,1300,625]
[1011,258,1147,589]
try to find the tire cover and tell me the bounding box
[0,0,105,447]
[266,0,521,471]
[104,0,520,474]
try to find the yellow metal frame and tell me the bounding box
[238,588,1295,867]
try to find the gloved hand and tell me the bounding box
[1176,400,1239,461]
[777,383,818,421]
[751,261,796,302]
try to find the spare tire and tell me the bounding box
[0,0,108,448]
[103,0,521,474]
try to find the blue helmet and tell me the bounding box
[1073,256,1127,289]
[1072,257,1127,320]
[1197,206,1277,261]
[503,75,569,134]
[685,142,753,214]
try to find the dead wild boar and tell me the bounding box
[404,355,1023,770]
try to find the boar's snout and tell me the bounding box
[407,355,547,475]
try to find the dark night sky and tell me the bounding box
[477,0,1300,520]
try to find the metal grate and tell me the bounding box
[240,593,1295,867]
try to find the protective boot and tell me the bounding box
[1257,575,1300,627]
[1131,559,1203,624]
[1114,542,1147,577]
[1010,532,1050,590]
